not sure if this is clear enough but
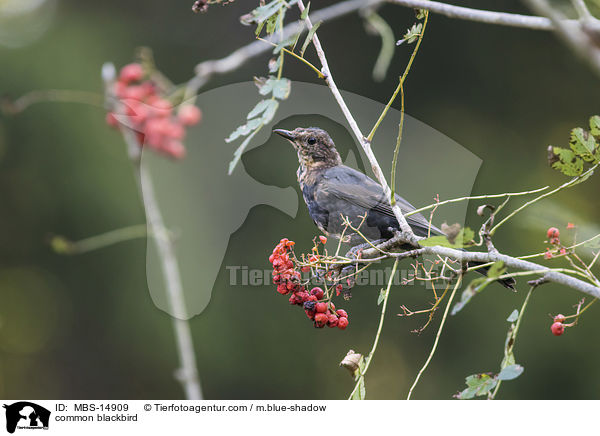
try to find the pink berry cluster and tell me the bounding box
[105,63,202,159]
[269,238,349,330]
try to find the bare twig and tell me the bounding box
[407,275,461,399]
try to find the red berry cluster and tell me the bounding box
[106,63,202,159]
[269,238,349,330]
[551,314,566,336]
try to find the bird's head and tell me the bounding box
[274,127,342,170]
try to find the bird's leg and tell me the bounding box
[330,238,387,300]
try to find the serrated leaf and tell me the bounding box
[377,288,386,306]
[228,128,261,175]
[569,127,598,163]
[550,146,584,176]
[271,77,291,99]
[455,374,497,399]
[498,364,524,381]
[506,309,519,322]
[247,99,271,119]
[590,115,600,137]
[225,118,263,143]
[261,100,279,123]
[300,20,322,56]
[403,22,422,44]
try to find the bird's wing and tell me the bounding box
[320,166,443,236]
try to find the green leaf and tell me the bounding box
[590,115,600,137]
[377,288,386,306]
[300,20,322,56]
[273,33,300,53]
[247,99,271,119]
[415,8,427,19]
[569,127,598,163]
[550,146,584,176]
[403,22,422,44]
[486,261,507,280]
[265,13,279,35]
[261,100,279,124]
[225,118,262,143]
[351,377,366,400]
[300,2,310,19]
[455,374,497,399]
[506,309,519,322]
[420,227,475,249]
[451,277,490,315]
[498,364,524,381]
[270,77,291,100]
[228,128,261,175]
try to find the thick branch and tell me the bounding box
[387,0,556,30]
[360,240,600,300]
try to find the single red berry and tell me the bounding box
[119,63,144,83]
[554,314,566,323]
[315,302,328,313]
[305,309,316,320]
[550,237,560,245]
[551,321,565,336]
[319,235,327,244]
[337,317,349,330]
[314,313,328,323]
[307,295,318,302]
[336,309,348,318]
[544,251,553,260]
[178,105,202,126]
[547,227,560,239]
[327,314,339,328]
[276,284,289,295]
[310,287,324,300]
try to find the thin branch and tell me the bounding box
[103,68,204,400]
[407,275,461,400]
[347,258,399,400]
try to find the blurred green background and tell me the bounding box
[0,0,599,400]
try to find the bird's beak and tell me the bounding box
[273,129,295,141]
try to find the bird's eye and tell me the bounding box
[307,137,317,145]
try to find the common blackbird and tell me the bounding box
[274,126,515,289]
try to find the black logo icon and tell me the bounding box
[2,402,50,433]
